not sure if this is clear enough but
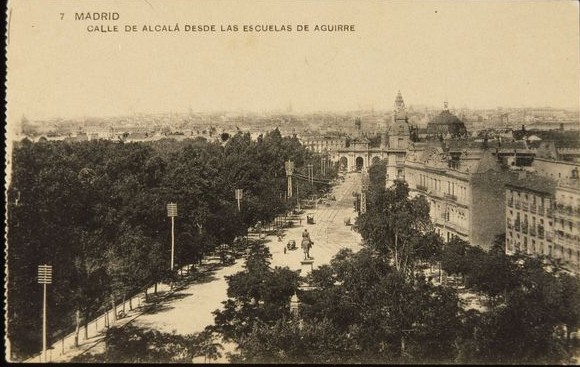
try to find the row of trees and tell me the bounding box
[7,129,336,360]
[441,236,580,350]
[209,160,579,364]
[70,326,222,363]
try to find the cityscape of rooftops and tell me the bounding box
[14,101,580,144]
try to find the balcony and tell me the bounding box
[522,223,529,234]
[538,231,544,239]
[546,232,554,242]
[547,208,554,218]
[416,184,428,192]
[530,205,537,214]
[444,193,457,202]
[507,223,513,230]
[554,204,580,219]
[529,228,536,237]
[537,206,545,216]
[514,223,521,231]
[515,201,521,209]
[522,202,529,211]
[507,199,514,208]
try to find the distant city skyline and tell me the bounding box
[6,0,580,124]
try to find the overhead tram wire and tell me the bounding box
[292,173,333,184]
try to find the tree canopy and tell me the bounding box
[6,130,334,360]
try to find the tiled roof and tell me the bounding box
[475,150,501,173]
[507,174,557,195]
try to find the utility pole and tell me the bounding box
[285,161,294,198]
[361,171,369,214]
[307,164,313,184]
[167,203,178,271]
[38,265,53,363]
[297,183,301,211]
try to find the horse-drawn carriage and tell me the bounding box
[306,214,315,224]
[287,240,297,250]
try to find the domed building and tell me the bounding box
[426,102,468,139]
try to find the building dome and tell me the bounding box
[426,103,467,138]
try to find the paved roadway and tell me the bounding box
[29,172,363,363]
[268,173,363,275]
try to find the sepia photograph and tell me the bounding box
[4,0,580,364]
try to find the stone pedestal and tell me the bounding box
[300,259,314,274]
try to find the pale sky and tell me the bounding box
[6,0,580,123]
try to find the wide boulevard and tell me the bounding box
[39,172,363,363]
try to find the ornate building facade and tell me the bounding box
[405,141,520,248]
[505,174,579,274]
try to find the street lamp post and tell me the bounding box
[235,189,243,212]
[38,264,52,363]
[167,203,178,271]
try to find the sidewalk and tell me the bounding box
[24,261,232,363]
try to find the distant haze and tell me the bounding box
[6,0,580,123]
